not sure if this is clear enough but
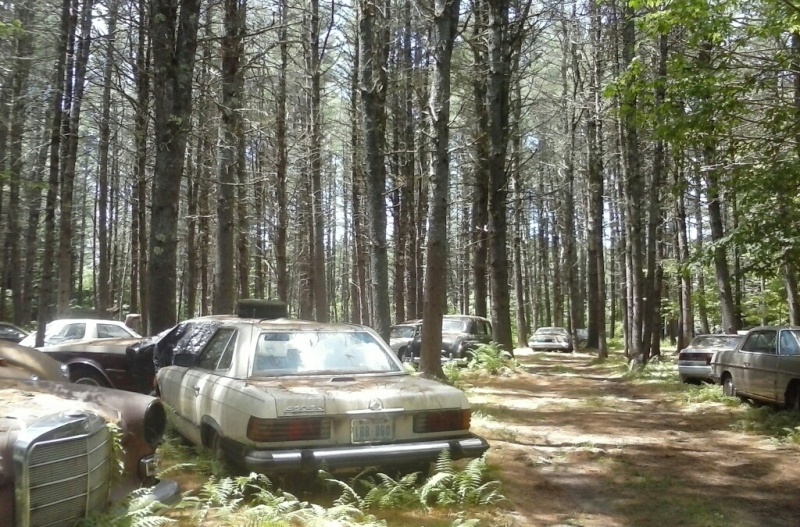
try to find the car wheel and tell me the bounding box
[70,367,110,388]
[207,429,233,475]
[788,384,800,412]
[722,375,736,397]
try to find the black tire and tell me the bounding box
[787,383,800,411]
[722,375,736,397]
[70,367,110,388]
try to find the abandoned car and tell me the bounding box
[155,313,489,475]
[0,344,178,526]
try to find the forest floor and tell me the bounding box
[469,348,800,527]
[157,348,800,527]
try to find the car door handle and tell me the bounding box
[193,385,200,395]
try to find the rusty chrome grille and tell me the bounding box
[14,413,112,527]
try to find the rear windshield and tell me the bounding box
[689,335,741,349]
[251,330,402,376]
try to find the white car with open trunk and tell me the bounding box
[155,304,489,476]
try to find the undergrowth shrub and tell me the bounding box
[733,406,800,444]
[465,343,516,375]
[680,384,741,406]
[331,451,504,511]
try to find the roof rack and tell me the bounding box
[236,299,288,320]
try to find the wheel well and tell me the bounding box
[721,371,732,383]
[785,379,800,403]
[69,363,105,379]
[201,423,215,448]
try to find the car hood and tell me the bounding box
[0,341,68,382]
[40,337,145,356]
[246,374,469,416]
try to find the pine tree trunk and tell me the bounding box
[359,0,391,340]
[6,0,35,324]
[485,0,513,352]
[57,0,95,314]
[213,0,245,314]
[97,0,119,316]
[148,0,202,333]
[420,0,460,378]
[36,0,72,345]
[275,0,289,303]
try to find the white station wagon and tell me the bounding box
[155,312,489,475]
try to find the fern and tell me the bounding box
[466,343,515,375]
[76,487,176,527]
[419,452,505,508]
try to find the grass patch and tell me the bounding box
[678,384,742,407]
[733,406,800,443]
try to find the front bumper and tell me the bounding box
[529,342,572,352]
[233,434,490,472]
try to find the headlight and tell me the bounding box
[143,400,167,447]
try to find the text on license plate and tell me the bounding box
[351,418,394,443]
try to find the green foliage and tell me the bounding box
[680,384,741,406]
[465,343,516,375]
[76,487,176,527]
[732,406,800,444]
[106,423,125,485]
[327,451,503,514]
[419,452,504,508]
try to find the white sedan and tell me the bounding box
[156,316,489,475]
[18,318,141,348]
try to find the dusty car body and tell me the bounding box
[0,322,29,344]
[529,327,572,353]
[0,377,177,526]
[0,340,70,382]
[678,334,742,384]
[19,319,140,348]
[393,315,493,365]
[712,326,800,409]
[38,337,151,392]
[156,314,489,475]
[389,322,421,362]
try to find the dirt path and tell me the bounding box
[469,350,800,527]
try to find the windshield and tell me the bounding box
[689,335,741,349]
[390,326,417,339]
[535,327,568,336]
[251,330,402,376]
[442,319,467,332]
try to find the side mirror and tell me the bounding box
[173,352,196,367]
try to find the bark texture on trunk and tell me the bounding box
[420,0,460,379]
[359,0,391,341]
[147,0,202,333]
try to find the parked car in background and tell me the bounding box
[39,336,152,392]
[529,327,572,353]
[156,303,489,476]
[711,326,800,409]
[18,318,141,348]
[393,315,493,365]
[678,334,742,384]
[576,329,588,346]
[389,322,422,362]
[0,322,28,344]
[0,354,178,526]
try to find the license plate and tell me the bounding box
[351,418,394,443]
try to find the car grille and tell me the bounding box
[14,413,112,527]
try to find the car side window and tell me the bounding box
[178,322,222,355]
[780,331,800,356]
[58,323,86,340]
[97,324,131,339]
[196,328,237,371]
[742,331,777,354]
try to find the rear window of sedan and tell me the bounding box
[689,335,741,349]
[251,330,402,376]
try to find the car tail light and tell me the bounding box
[413,409,471,433]
[247,417,331,442]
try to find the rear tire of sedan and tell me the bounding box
[70,367,110,388]
[722,375,736,398]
